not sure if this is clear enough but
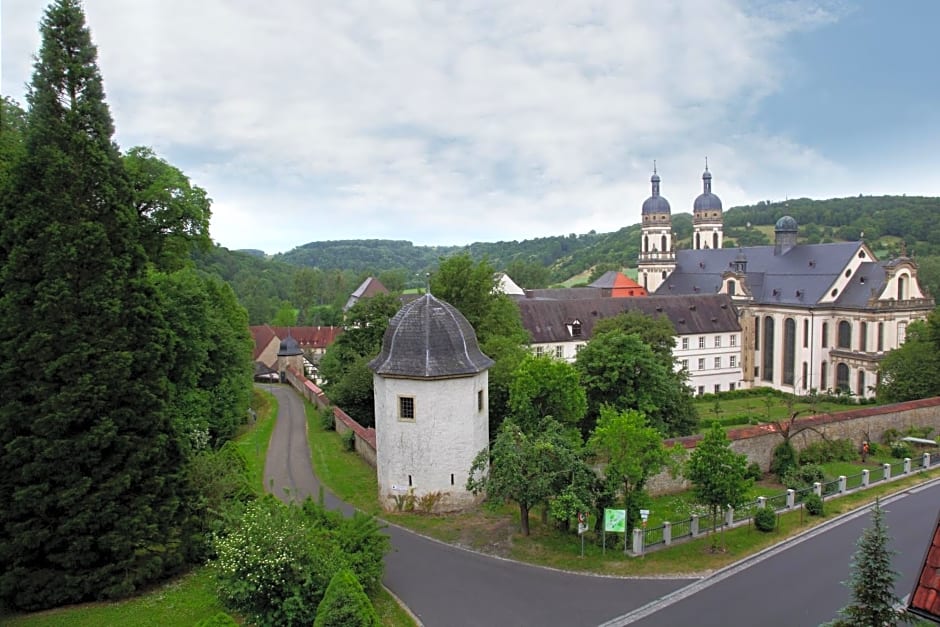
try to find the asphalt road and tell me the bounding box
[606,480,940,627]
[262,384,693,627]
[263,384,937,627]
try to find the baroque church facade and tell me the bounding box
[640,167,935,398]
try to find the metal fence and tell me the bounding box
[845,472,864,490]
[821,478,840,496]
[766,492,789,510]
[642,524,665,548]
[671,518,693,541]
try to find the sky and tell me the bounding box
[3,1,940,255]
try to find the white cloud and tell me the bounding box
[2,0,919,254]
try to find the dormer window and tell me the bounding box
[571,320,582,338]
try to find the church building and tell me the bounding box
[641,166,935,398]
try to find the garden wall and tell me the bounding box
[283,367,377,468]
[646,396,940,495]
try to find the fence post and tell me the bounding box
[903,457,911,474]
[664,522,672,546]
[838,475,846,493]
[924,453,931,469]
[725,505,734,527]
[862,469,870,487]
[883,462,891,481]
[813,482,822,497]
[786,489,795,509]
[691,515,699,537]
[632,527,644,555]
[757,496,766,509]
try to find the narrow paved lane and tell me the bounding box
[262,384,693,627]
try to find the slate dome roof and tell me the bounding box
[693,168,722,212]
[641,170,671,216]
[276,335,303,357]
[369,293,493,378]
[775,215,798,232]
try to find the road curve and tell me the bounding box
[262,384,693,627]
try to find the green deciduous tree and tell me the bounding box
[877,311,940,403]
[592,310,677,361]
[505,259,551,289]
[467,419,584,536]
[588,407,678,535]
[123,146,211,271]
[0,0,186,608]
[508,354,587,435]
[576,330,697,437]
[684,423,752,551]
[827,502,910,627]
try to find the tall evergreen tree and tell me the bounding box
[828,503,910,627]
[0,0,186,609]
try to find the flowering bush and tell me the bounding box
[212,496,388,626]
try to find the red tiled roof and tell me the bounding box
[269,326,343,349]
[909,509,940,622]
[249,324,277,360]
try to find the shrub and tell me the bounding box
[319,407,335,431]
[804,493,825,516]
[880,428,901,445]
[342,429,356,452]
[313,569,380,627]
[212,496,389,626]
[890,441,913,459]
[770,441,798,479]
[782,464,826,491]
[754,506,777,532]
[746,461,763,482]
[798,439,858,465]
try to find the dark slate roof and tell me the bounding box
[655,241,869,307]
[277,335,303,357]
[521,287,608,300]
[642,171,671,216]
[369,293,493,378]
[516,294,740,343]
[694,168,722,212]
[908,508,940,622]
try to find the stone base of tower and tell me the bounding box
[378,486,484,514]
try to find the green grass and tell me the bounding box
[237,387,278,493]
[693,393,857,428]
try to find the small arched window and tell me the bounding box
[838,321,851,348]
[713,232,719,249]
[727,280,736,296]
[837,363,850,392]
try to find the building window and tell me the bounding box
[898,322,907,344]
[822,322,829,348]
[821,361,828,391]
[838,321,851,349]
[714,357,721,369]
[860,322,868,351]
[478,390,484,412]
[877,322,884,351]
[714,336,721,348]
[714,384,721,394]
[729,382,736,391]
[803,319,809,348]
[682,337,689,350]
[857,370,866,396]
[783,318,796,386]
[730,335,737,347]
[575,343,585,354]
[802,362,808,390]
[728,280,736,296]
[836,363,850,392]
[699,336,706,349]
[535,346,544,357]
[762,316,775,382]
[555,346,564,359]
[571,320,582,337]
[754,316,760,350]
[399,396,415,421]
[698,358,706,370]
[729,355,737,368]
[681,359,689,370]
[897,275,908,300]
[698,386,705,396]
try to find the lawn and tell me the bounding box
[692,392,858,428]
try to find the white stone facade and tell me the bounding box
[373,372,489,512]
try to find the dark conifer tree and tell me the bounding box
[0,0,186,610]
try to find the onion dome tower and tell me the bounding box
[369,292,492,512]
[693,160,724,250]
[637,162,676,293]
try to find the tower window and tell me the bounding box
[398,396,415,421]
[478,390,484,412]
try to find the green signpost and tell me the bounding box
[603,508,627,554]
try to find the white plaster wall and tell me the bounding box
[374,372,489,511]
[675,331,743,394]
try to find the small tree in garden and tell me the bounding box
[313,569,380,627]
[826,502,911,627]
[685,423,752,551]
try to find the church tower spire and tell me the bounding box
[692,159,724,250]
[637,163,675,293]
